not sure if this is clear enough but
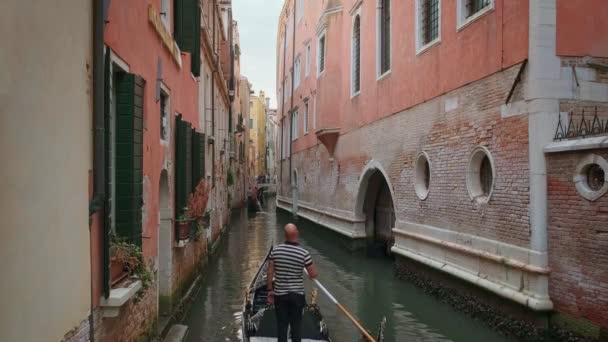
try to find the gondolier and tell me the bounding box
[267,223,318,342]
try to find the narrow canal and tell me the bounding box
[182,200,512,342]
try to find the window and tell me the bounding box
[160,0,171,31]
[296,0,304,22]
[304,101,309,134]
[305,43,311,77]
[249,118,253,129]
[466,146,495,203]
[160,91,169,141]
[574,154,608,201]
[313,95,317,129]
[317,33,326,75]
[416,0,441,52]
[352,14,361,95]
[291,110,298,140]
[377,0,391,76]
[415,153,431,200]
[457,0,493,28]
[294,55,301,89]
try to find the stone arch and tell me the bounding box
[158,169,172,315]
[354,160,396,251]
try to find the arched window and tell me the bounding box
[352,15,361,95]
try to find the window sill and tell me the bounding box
[416,38,441,56]
[100,279,143,318]
[376,70,391,82]
[457,6,494,32]
[317,70,326,79]
[351,90,361,99]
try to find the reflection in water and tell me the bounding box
[183,201,512,342]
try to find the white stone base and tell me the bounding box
[276,196,366,239]
[392,221,553,311]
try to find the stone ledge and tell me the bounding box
[276,197,366,239]
[544,136,608,153]
[100,279,142,318]
[392,245,553,311]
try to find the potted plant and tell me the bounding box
[188,180,211,230]
[176,211,192,241]
[110,236,150,288]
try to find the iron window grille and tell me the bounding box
[319,35,326,73]
[379,0,391,74]
[160,92,168,140]
[353,15,361,93]
[480,155,493,197]
[421,0,440,46]
[465,0,491,18]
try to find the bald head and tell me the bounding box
[284,223,299,242]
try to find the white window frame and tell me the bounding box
[305,42,311,77]
[303,100,309,134]
[294,54,301,90]
[159,83,171,145]
[316,29,327,78]
[415,0,442,55]
[376,0,392,79]
[160,0,171,31]
[351,6,362,97]
[296,0,304,23]
[456,0,494,31]
[291,110,299,141]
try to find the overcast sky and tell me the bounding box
[233,0,284,109]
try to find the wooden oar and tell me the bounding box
[305,270,376,342]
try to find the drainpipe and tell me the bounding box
[279,17,287,198]
[211,0,216,189]
[90,0,106,340]
[289,4,296,216]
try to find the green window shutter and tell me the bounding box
[114,72,144,246]
[185,122,193,195]
[174,0,201,76]
[103,48,112,298]
[192,131,206,191]
[175,114,187,217]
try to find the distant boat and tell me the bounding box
[241,248,331,342]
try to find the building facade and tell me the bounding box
[1,1,93,341]
[250,90,268,180]
[267,108,279,186]
[276,0,608,338]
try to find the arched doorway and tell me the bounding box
[355,161,396,255]
[158,170,172,316]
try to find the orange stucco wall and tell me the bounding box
[279,0,529,155]
[92,0,199,305]
[557,0,608,57]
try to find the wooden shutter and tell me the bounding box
[175,115,187,217]
[174,0,201,76]
[192,131,206,191]
[103,49,112,297]
[114,72,144,246]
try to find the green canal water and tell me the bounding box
[182,201,513,342]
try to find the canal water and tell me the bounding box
[182,201,512,342]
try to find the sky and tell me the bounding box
[232,0,284,109]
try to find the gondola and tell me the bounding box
[242,247,331,342]
[242,247,386,342]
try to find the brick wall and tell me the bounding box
[281,63,532,248]
[97,285,158,342]
[171,239,207,299]
[547,148,608,330]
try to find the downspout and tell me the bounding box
[90,0,106,340]
[211,0,216,188]
[279,18,287,196]
[289,3,296,215]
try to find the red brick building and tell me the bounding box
[276,0,608,337]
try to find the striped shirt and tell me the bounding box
[270,242,313,296]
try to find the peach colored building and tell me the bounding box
[276,0,608,338]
